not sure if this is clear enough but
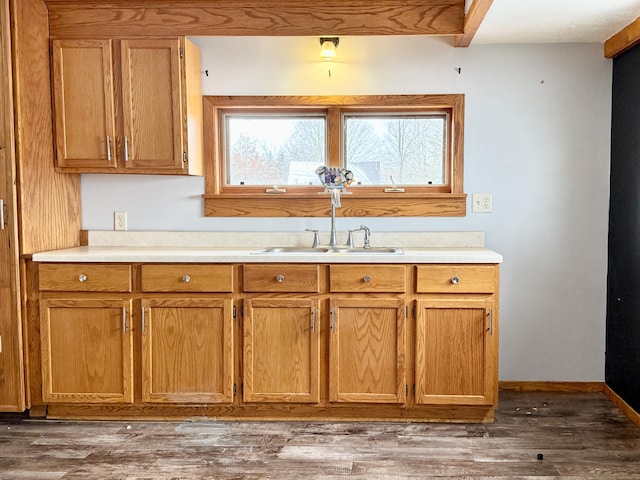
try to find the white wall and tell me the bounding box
[81,37,612,382]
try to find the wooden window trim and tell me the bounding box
[203,94,466,217]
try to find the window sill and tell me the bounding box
[203,193,467,217]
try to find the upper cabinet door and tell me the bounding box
[51,39,117,169]
[120,38,184,171]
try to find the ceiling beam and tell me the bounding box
[604,15,640,58]
[46,0,465,38]
[453,0,493,47]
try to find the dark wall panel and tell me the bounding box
[607,43,640,411]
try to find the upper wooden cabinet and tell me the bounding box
[51,37,203,175]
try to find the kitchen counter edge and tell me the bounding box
[31,246,503,264]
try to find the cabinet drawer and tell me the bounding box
[243,265,320,292]
[141,264,234,292]
[416,265,495,293]
[330,265,406,292]
[39,264,132,292]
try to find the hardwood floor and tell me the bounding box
[1,392,640,479]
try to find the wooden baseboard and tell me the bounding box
[499,381,605,393]
[603,384,640,428]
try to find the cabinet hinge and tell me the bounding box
[179,47,184,59]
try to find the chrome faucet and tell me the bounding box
[360,224,371,249]
[329,188,341,247]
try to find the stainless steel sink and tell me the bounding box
[253,246,403,255]
[253,247,330,254]
[329,247,404,254]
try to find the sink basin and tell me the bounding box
[329,247,404,255]
[253,247,330,254]
[253,246,404,255]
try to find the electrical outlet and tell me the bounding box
[472,193,493,213]
[114,211,128,231]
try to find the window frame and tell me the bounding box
[203,94,466,217]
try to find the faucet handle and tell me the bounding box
[346,230,355,248]
[305,229,320,248]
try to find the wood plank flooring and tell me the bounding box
[1,392,640,479]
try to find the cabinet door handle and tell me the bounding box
[363,275,371,283]
[330,308,335,332]
[488,309,493,335]
[78,274,87,282]
[451,276,460,284]
[276,274,285,283]
[311,308,316,333]
[182,274,191,283]
[122,307,128,333]
[124,136,130,162]
[106,136,112,162]
[0,198,4,230]
[141,306,146,333]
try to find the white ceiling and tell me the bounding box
[472,0,640,44]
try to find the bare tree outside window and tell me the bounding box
[226,115,326,185]
[344,114,446,186]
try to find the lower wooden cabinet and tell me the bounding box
[243,298,320,403]
[141,297,234,403]
[34,261,500,422]
[415,299,496,406]
[329,298,406,403]
[39,298,134,404]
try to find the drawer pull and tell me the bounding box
[451,276,460,284]
[363,275,372,283]
[276,274,285,283]
[78,274,88,282]
[182,274,191,283]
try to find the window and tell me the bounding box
[224,113,326,186]
[343,112,447,187]
[203,95,465,217]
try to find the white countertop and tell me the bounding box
[32,247,502,264]
[31,231,503,264]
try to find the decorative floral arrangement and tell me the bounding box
[315,166,354,189]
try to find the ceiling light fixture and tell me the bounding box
[319,37,339,60]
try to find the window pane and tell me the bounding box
[344,114,446,186]
[225,115,326,186]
